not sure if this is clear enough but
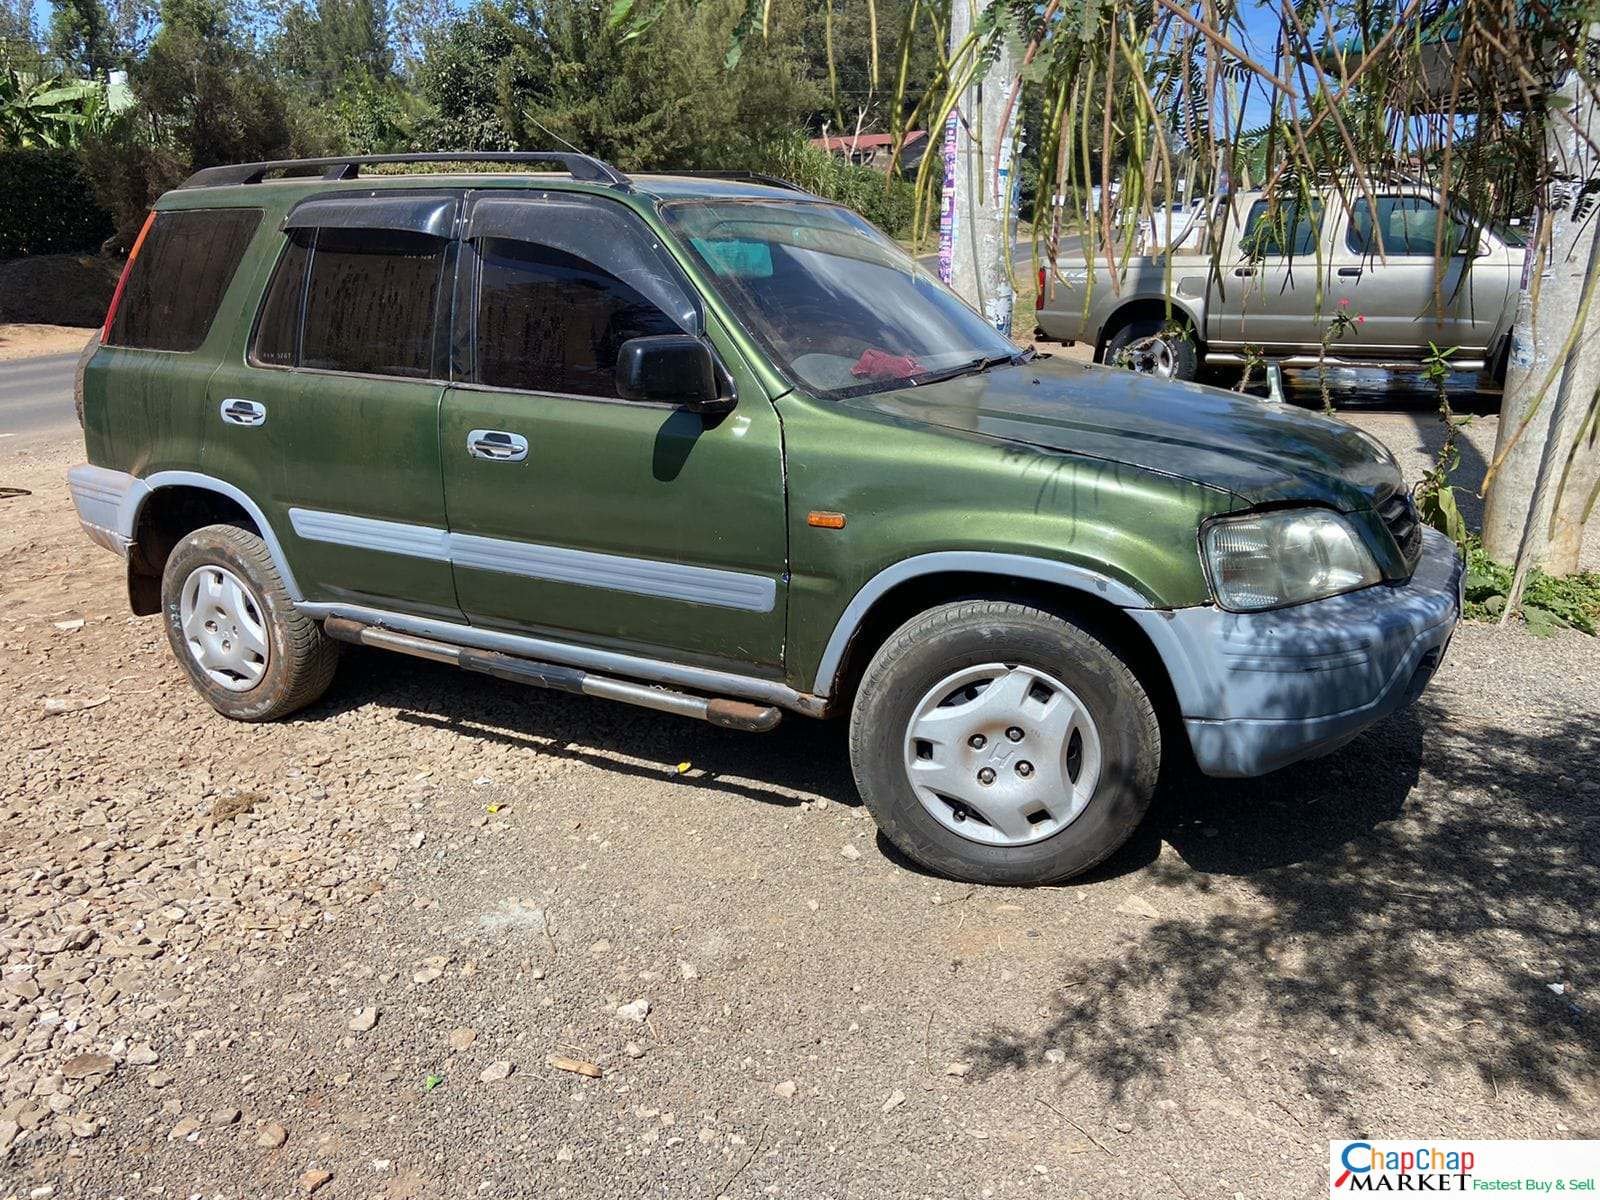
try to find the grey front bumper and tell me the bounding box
[1131,526,1463,777]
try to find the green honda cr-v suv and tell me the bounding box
[67,151,1462,885]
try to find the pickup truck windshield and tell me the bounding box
[661,199,1020,397]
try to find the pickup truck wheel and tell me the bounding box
[849,600,1160,885]
[1102,319,1199,382]
[160,524,339,722]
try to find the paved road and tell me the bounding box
[917,234,1081,275]
[0,351,78,451]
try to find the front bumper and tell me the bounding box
[1131,526,1463,777]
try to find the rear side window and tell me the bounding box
[105,208,261,352]
[252,227,448,379]
[475,237,686,397]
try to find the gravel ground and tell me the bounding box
[2,419,1597,1200]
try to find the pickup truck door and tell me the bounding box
[1330,194,1513,354]
[1206,197,1330,353]
[437,192,789,673]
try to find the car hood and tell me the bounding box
[845,357,1401,510]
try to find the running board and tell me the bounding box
[322,616,783,733]
[1205,352,1487,372]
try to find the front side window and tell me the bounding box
[474,237,687,397]
[660,199,1018,398]
[252,226,447,378]
[1348,197,1467,257]
[106,208,262,352]
[1240,198,1324,258]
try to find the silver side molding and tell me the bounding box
[287,506,777,613]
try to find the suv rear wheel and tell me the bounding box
[160,524,339,722]
[848,600,1160,885]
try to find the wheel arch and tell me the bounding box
[123,473,302,614]
[813,555,1184,732]
[1095,296,1203,361]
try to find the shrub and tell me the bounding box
[747,134,920,239]
[0,148,114,257]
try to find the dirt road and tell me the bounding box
[2,425,1596,1200]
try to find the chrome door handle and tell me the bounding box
[467,429,528,462]
[219,398,266,427]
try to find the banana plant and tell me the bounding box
[0,68,111,150]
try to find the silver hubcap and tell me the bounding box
[902,663,1103,848]
[1124,334,1176,378]
[179,564,269,692]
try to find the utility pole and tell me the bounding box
[943,0,1020,336]
[1482,57,1600,575]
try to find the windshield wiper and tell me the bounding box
[909,349,1031,387]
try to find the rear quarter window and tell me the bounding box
[104,208,262,352]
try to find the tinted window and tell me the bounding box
[297,228,447,378]
[105,208,261,351]
[474,237,685,397]
[252,232,311,367]
[1348,197,1466,257]
[1241,198,1323,257]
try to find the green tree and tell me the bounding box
[46,0,115,74]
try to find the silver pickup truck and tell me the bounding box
[1033,185,1525,382]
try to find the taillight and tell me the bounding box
[101,210,157,340]
[1035,266,1046,310]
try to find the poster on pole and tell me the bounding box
[938,114,957,285]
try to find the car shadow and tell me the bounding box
[298,645,860,811]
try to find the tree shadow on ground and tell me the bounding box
[959,698,1600,1117]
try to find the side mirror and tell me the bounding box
[615,335,731,412]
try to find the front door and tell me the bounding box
[1207,196,1330,353]
[203,195,461,618]
[439,192,788,672]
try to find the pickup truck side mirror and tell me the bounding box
[616,335,732,413]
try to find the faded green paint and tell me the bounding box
[80,169,1415,704]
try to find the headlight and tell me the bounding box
[1201,508,1381,611]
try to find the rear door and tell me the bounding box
[1207,196,1329,353]
[202,193,461,617]
[438,192,788,671]
[1332,194,1504,354]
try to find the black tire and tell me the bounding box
[73,331,100,429]
[160,524,339,722]
[1101,318,1200,382]
[848,599,1160,886]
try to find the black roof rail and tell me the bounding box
[179,152,632,191]
[658,170,812,194]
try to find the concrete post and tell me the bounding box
[945,0,1018,335]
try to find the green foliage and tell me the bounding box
[47,0,117,75]
[1463,540,1600,637]
[1415,342,1471,548]
[0,145,112,254]
[0,66,110,148]
[415,0,818,171]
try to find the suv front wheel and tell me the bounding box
[849,600,1159,885]
[161,524,339,722]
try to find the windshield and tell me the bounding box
[659,199,1021,397]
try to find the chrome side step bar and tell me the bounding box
[1205,352,1487,372]
[323,616,783,733]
